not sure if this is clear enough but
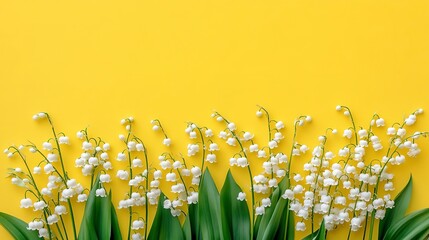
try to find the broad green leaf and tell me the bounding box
[94,190,112,239]
[287,210,295,240]
[0,212,41,239]
[314,219,326,240]
[183,197,201,239]
[255,186,281,239]
[384,208,429,240]
[261,199,288,240]
[302,220,325,240]
[413,225,429,239]
[302,231,318,240]
[253,214,262,239]
[78,175,99,239]
[183,213,192,240]
[148,191,164,240]
[379,175,413,240]
[198,169,223,240]
[148,192,184,240]
[220,170,251,240]
[188,203,199,240]
[110,198,122,240]
[256,177,289,240]
[78,175,120,239]
[274,208,294,240]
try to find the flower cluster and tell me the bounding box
[75,128,113,199]
[282,106,427,239]
[4,106,428,240]
[5,113,82,239]
[115,117,154,240]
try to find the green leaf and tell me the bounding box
[287,210,295,240]
[198,169,223,240]
[110,197,122,240]
[384,208,429,240]
[261,199,289,240]
[379,175,413,240]
[302,220,326,240]
[78,175,99,240]
[253,214,262,239]
[274,208,294,240]
[148,192,184,240]
[255,185,281,240]
[0,212,41,239]
[314,220,326,240]
[188,203,199,240]
[78,175,120,239]
[95,190,112,239]
[183,213,192,240]
[148,192,164,240]
[302,231,318,240]
[256,177,290,240]
[220,170,251,240]
[180,205,201,240]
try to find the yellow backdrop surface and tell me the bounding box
[1,0,429,239]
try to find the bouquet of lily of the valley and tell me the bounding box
[2,106,429,240]
[2,113,121,240]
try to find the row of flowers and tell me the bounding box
[2,106,429,240]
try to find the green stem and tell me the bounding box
[127,151,133,240]
[363,211,369,240]
[195,126,206,172]
[59,215,69,240]
[342,106,358,145]
[143,146,149,240]
[56,222,65,240]
[310,144,326,233]
[46,115,77,239]
[231,132,254,225]
[128,207,133,240]
[42,210,53,240]
[259,106,275,190]
[347,181,365,240]
[284,120,300,239]
[14,148,54,239]
[367,133,428,240]
[65,199,77,240]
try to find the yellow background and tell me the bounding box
[1,0,429,239]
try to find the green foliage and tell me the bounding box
[198,169,223,240]
[384,208,429,240]
[302,220,326,240]
[379,175,413,239]
[256,177,293,240]
[379,175,429,240]
[220,170,251,240]
[0,212,42,239]
[78,175,122,240]
[184,203,199,240]
[148,192,184,240]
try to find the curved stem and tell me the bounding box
[342,106,358,145]
[368,132,428,239]
[195,126,206,172]
[13,148,54,239]
[46,115,77,239]
[231,131,254,224]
